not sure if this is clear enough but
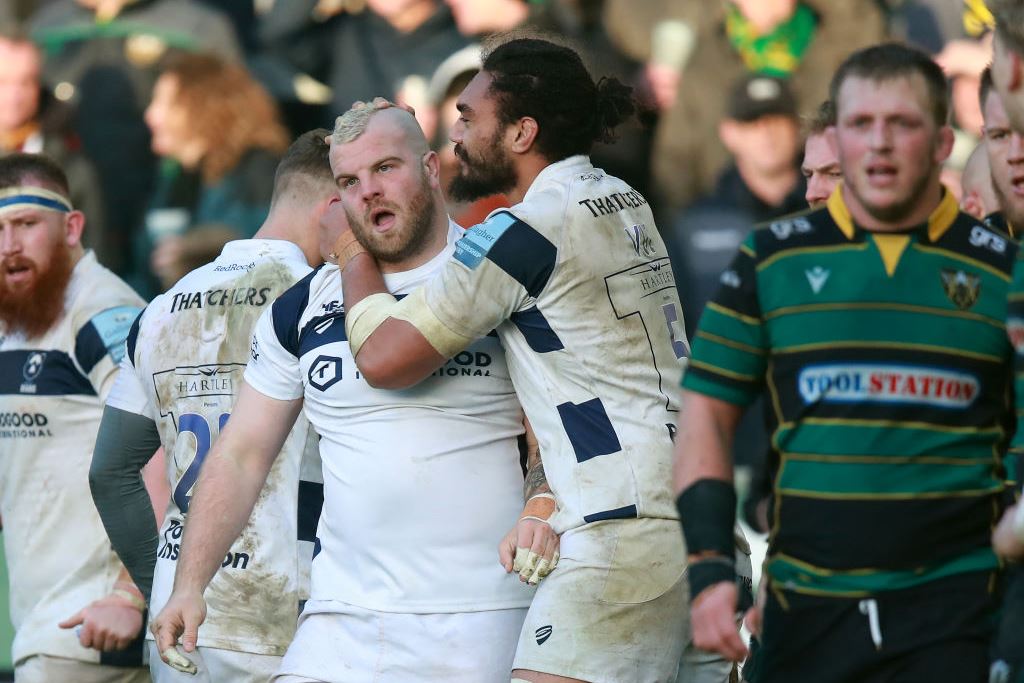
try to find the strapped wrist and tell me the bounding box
[331,231,369,272]
[522,492,557,521]
[110,588,146,612]
[677,479,736,557]
[687,556,736,601]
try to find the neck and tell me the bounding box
[842,178,944,232]
[254,207,320,267]
[735,160,799,207]
[507,154,556,205]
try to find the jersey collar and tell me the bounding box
[826,182,959,243]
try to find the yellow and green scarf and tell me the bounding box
[726,2,817,78]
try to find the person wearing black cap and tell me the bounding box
[670,74,806,338]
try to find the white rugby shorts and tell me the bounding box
[147,642,281,683]
[273,601,528,682]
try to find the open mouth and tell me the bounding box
[1011,174,1024,197]
[369,208,397,232]
[3,260,33,282]
[866,163,897,185]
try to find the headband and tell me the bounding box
[0,186,73,217]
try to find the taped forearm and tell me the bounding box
[346,287,472,359]
[90,405,162,600]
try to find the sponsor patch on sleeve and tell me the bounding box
[90,305,143,364]
[453,212,517,269]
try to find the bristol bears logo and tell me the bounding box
[308,355,343,391]
[22,352,46,382]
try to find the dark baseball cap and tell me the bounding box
[727,74,798,122]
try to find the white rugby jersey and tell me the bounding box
[0,251,144,666]
[105,239,322,656]
[245,223,534,613]
[422,156,687,533]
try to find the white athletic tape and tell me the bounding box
[390,287,472,359]
[513,547,559,584]
[345,293,398,357]
[526,492,556,503]
[162,647,198,675]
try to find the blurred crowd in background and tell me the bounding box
[0,0,1000,474]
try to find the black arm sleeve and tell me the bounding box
[90,405,163,600]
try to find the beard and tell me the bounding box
[447,130,517,203]
[346,175,438,265]
[0,245,73,339]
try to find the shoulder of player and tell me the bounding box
[67,259,144,338]
[267,263,330,357]
[930,211,1018,275]
[746,206,841,262]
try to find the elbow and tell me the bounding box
[88,458,111,502]
[355,351,416,390]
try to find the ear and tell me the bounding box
[422,149,441,189]
[934,125,955,164]
[510,117,539,154]
[64,210,85,248]
[961,192,984,220]
[1012,51,1024,92]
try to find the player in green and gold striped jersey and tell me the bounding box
[675,43,1016,683]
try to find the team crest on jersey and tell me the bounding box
[940,269,981,310]
[308,355,343,391]
[22,352,45,382]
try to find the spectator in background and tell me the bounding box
[326,0,467,116]
[960,142,1001,222]
[603,0,885,212]
[672,74,805,333]
[28,0,241,276]
[138,54,289,295]
[0,28,107,263]
[802,99,840,208]
[981,65,1024,235]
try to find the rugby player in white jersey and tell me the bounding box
[89,130,338,682]
[150,104,551,682]
[325,37,747,683]
[0,153,150,682]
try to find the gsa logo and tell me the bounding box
[22,352,46,382]
[308,355,343,391]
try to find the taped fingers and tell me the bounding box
[162,647,198,675]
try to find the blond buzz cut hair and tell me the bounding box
[330,103,378,145]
